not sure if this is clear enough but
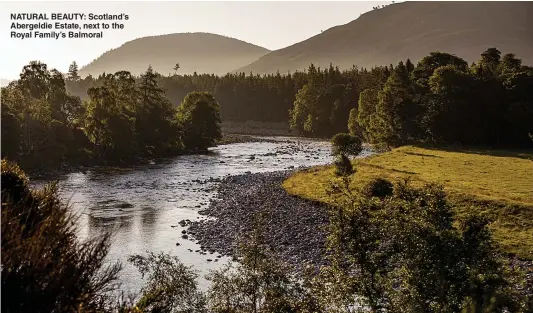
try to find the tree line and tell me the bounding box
[351,48,533,148]
[1,61,222,170]
[66,47,533,148]
[65,61,391,130]
[3,48,530,170]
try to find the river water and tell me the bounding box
[32,136,347,295]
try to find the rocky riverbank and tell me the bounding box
[186,170,331,269]
[183,170,533,296]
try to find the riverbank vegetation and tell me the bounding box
[2,159,532,312]
[284,145,533,259]
[1,62,221,171]
[64,48,533,148]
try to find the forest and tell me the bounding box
[2,48,532,172]
[66,47,533,146]
[1,62,222,170]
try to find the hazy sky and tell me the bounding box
[1,1,391,80]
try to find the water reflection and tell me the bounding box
[33,137,371,294]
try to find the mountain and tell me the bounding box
[1,78,11,87]
[235,1,533,74]
[79,33,270,77]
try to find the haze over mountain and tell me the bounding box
[1,78,11,87]
[235,1,533,74]
[78,33,270,77]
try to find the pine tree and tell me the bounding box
[67,61,80,81]
[137,65,180,155]
[371,61,416,146]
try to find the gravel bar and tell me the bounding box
[186,170,331,270]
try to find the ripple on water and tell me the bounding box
[32,137,350,294]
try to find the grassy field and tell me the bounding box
[283,145,533,259]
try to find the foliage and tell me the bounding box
[331,133,363,156]
[206,227,319,313]
[1,159,121,312]
[334,153,354,177]
[68,61,81,81]
[63,47,532,148]
[176,91,222,152]
[361,177,394,199]
[84,72,137,161]
[323,177,527,313]
[0,61,87,169]
[128,252,206,313]
[1,62,223,171]
[347,107,363,137]
[136,66,183,156]
[283,145,533,259]
[367,61,418,146]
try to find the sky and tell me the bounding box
[0,1,392,80]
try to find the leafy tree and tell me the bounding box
[1,89,22,159]
[331,132,363,156]
[347,107,363,137]
[0,61,86,169]
[411,52,469,88]
[176,91,222,152]
[499,53,522,76]
[84,77,137,160]
[423,65,478,143]
[478,47,502,78]
[128,252,206,313]
[502,71,533,146]
[206,226,318,313]
[333,153,354,177]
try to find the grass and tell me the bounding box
[283,145,533,259]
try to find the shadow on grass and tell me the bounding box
[361,163,418,175]
[403,151,443,158]
[418,144,533,161]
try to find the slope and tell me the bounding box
[79,32,270,77]
[235,1,533,74]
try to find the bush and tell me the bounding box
[331,133,363,156]
[1,159,121,312]
[334,153,354,177]
[325,179,527,313]
[361,177,394,199]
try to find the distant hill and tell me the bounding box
[235,1,533,74]
[1,78,11,87]
[79,33,270,77]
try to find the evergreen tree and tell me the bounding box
[371,61,416,146]
[137,65,181,155]
[67,61,80,81]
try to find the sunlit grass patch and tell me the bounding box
[283,145,533,259]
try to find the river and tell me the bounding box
[32,136,344,295]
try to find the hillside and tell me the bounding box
[235,1,533,74]
[79,33,270,77]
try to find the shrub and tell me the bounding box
[334,153,354,177]
[325,179,527,313]
[1,159,121,312]
[331,133,363,156]
[361,177,394,199]
[128,252,206,313]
